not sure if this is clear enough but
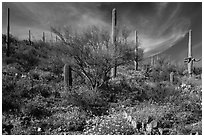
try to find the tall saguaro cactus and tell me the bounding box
[188,29,192,76]
[134,30,139,71]
[111,8,117,77]
[29,30,32,45]
[56,36,58,42]
[43,32,45,42]
[64,64,73,90]
[184,30,201,77]
[151,56,154,66]
[6,8,10,57]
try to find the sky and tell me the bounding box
[2,2,202,66]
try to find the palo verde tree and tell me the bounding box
[52,26,137,90]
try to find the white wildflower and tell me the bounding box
[37,127,41,132]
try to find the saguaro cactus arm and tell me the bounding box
[193,58,201,62]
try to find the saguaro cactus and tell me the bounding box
[29,30,31,45]
[134,30,139,71]
[64,64,72,90]
[170,72,174,84]
[188,29,192,76]
[111,8,117,77]
[42,32,45,42]
[151,56,154,66]
[184,30,201,77]
[6,8,10,57]
[56,36,58,42]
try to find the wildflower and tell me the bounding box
[37,127,41,132]
[21,74,26,78]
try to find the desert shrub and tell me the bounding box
[45,55,64,76]
[65,86,109,116]
[148,55,183,83]
[14,47,40,71]
[141,81,181,104]
[26,106,87,134]
[30,84,52,98]
[22,95,52,119]
[52,26,142,89]
[2,66,22,112]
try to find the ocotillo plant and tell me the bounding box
[170,72,174,84]
[184,30,201,77]
[64,64,72,90]
[6,8,10,57]
[134,30,139,71]
[111,8,117,78]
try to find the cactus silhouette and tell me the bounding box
[6,8,10,57]
[134,30,139,71]
[111,8,117,78]
[170,72,174,84]
[184,30,201,77]
[64,64,72,90]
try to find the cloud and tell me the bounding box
[124,3,191,57]
[2,2,200,58]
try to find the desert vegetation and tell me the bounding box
[2,24,202,135]
[2,5,202,135]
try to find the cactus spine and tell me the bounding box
[111,8,117,77]
[6,8,10,57]
[64,64,72,90]
[134,30,139,71]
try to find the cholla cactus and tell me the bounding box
[64,64,72,90]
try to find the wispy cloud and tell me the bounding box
[2,2,200,58]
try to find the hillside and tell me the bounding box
[2,34,202,135]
